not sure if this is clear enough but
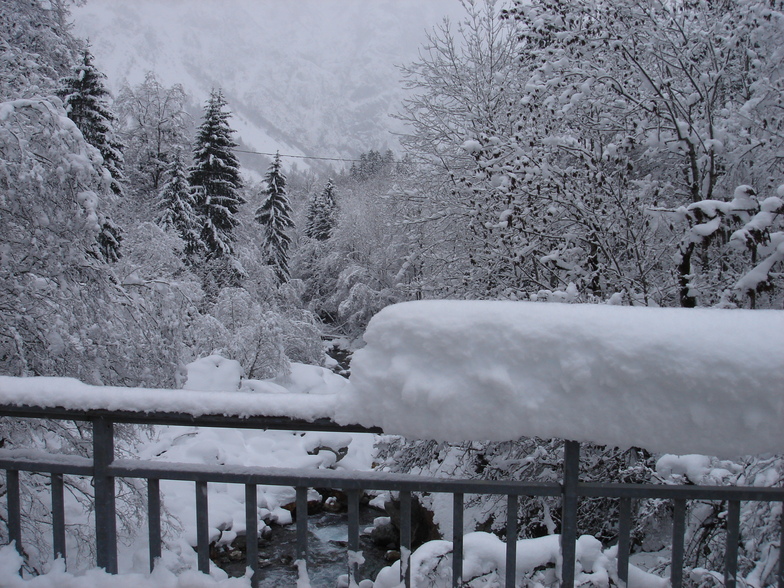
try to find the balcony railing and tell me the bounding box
[1,400,783,587]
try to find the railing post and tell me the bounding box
[671,498,686,588]
[347,488,361,585]
[779,501,784,588]
[560,440,580,588]
[453,492,464,588]
[725,500,741,588]
[617,497,632,587]
[7,469,21,556]
[51,473,66,562]
[196,481,210,573]
[296,486,308,562]
[506,494,518,588]
[245,484,259,588]
[400,491,412,588]
[93,417,117,573]
[148,478,161,572]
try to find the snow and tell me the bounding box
[0,369,341,423]
[371,532,669,588]
[461,139,483,153]
[338,300,784,457]
[183,355,243,392]
[0,545,250,587]
[2,301,783,460]
[0,358,376,584]
[3,302,783,459]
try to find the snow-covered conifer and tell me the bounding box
[255,152,294,282]
[305,179,338,241]
[158,150,200,251]
[189,89,244,258]
[59,48,126,262]
[59,48,125,197]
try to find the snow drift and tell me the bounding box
[338,300,784,457]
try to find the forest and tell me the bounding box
[1,0,783,585]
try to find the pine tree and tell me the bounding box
[158,150,200,251]
[255,152,294,283]
[59,48,125,197]
[305,179,338,241]
[189,89,244,258]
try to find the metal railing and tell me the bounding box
[1,401,783,587]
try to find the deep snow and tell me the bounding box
[339,300,784,457]
[2,301,782,457]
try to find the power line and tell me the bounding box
[234,148,362,163]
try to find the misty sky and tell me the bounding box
[72,0,467,91]
[71,0,469,160]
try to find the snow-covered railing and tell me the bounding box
[1,397,784,588]
[1,301,783,587]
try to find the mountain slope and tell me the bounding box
[72,0,462,172]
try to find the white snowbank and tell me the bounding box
[183,355,243,392]
[338,301,784,457]
[0,545,250,587]
[372,532,668,588]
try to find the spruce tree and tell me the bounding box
[158,150,200,252]
[59,48,125,196]
[189,89,244,258]
[58,48,125,262]
[255,152,294,283]
[305,179,338,241]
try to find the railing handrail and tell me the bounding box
[1,402,783,588]
[0,401,382,433]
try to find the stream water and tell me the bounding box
[219,507,391,587]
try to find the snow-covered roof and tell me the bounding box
[337,301,784,458]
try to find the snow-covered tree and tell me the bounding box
[676,185,784,309]
[115,72,192,198]
[58,48,126,262]
[158,149,200,250]
[0,0,80,99]
[399,0,784,306]
[58,48,125,197]
[255,152,294,283]
[189,89,244,258]
[305,178,338,241]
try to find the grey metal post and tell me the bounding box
[617,497,632,587]
[400,491,412,588]
[148,478,161,572]
[506,494,518,588]
[7,470,21,555]
[296,487,308,561]
[347,488,360,584]
[779,501,784,588]
[671,499,686,588]
[453,492,464,588]
[560,440,580,588]
[725,501,741,588]
[93,418,117,573]
[51,473,66,562]
[245,484,259,588]
[196,481,209,573]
